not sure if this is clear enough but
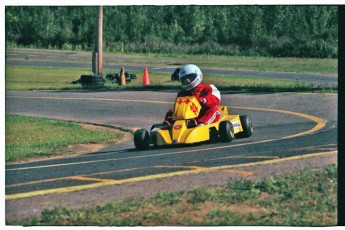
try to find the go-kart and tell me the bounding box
[134,96,253,150]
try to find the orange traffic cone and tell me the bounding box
[142,67,150,87]
[120,67,126,86]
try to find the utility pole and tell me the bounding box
[97,6,103,75]
[338,5,345,227]
[80,6,104,87]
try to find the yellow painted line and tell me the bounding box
[68,176,116,183]
[6,167,143,188]
[5,169,209,200]
[6,177,68,188]
[6,158,129,171]
[155,165,255,176]
[6,96,327,139]
[198,154,279,162]
[6,104,326,172]
[205,151,337,171]
[186,154,280,164]
[4,139,270,171]
[242,155,280,159]
[291,144,337,152]
[231,106,327,139]
[6,95,328,135]
[5,151,336,200]
[153,165,205,170]
[3,139,280,172]
[5,96,329,199]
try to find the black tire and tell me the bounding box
[209,127,219,143]
[80,75,92,86]
[80,75,104,87]
[91,76,105,86]
[219,121,235,142]
[103,73,116,81]
[134,129,150,150]
[235,115,253,138]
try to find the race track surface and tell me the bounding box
[5,49,338,221]
[5,90,337,221]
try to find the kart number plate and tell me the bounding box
[174,125,182,130]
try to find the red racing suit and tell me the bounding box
[164,83,221,125]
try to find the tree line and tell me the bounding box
[5,6,338,58]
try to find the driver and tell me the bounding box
[163,64,221,127]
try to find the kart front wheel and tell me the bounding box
[134,129,150,150]
[219,121,235,142]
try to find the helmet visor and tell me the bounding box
[180,73,197,87]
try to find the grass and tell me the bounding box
[119,53,337,75]
[5,49,337,92]
[5,66,88,90]
[5,115,123,162]
[10,48,337,74]
[10,164,337,226]
[5,65,336,93]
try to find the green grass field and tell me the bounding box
[5,50,337,92]
[114,53,337,74]
[5,65,336,93]
[5,115,123,162]
[9,164,337,226]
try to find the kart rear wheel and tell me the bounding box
[209,127,219,143]
[236,115,253,138]
[219,121,235,142]
[134,129,150,150]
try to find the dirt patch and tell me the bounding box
[66,123,132,155]
[79,123,120,132]
[51,123,132,157]
[64,143,109,155]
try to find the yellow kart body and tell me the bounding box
[134,96,252,150]
[154,96,242,145]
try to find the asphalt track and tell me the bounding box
[5,50,338,221]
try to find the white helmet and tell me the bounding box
[179,64,203,91]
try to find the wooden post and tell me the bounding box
[120,67,126,86]
[97,6,103,75]
[92,51,98,75]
